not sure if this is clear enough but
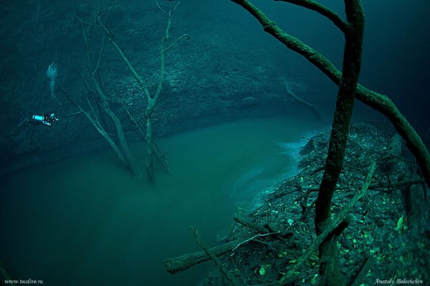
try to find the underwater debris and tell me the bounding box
[164,124,430,285]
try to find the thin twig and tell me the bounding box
[155,0,168,14]
[231,232,280,253]
[283,79,321,119]
[97,17,151,99]
[93,35,106,76]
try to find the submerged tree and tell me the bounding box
[231,0,430,284]
[67,1,185,180]
[97,1,188,182]
[162,0,429,283]
[68,2,138,176]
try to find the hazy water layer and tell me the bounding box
[0,116,320,285]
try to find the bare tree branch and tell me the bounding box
[97,18,152,99]
[96,3,186,181]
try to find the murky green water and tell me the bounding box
[0,116,321,285]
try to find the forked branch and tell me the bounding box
[231,0,430,188]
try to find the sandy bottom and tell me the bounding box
[0,116,322,285]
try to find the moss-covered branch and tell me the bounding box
[313,2,365,283]
[164,241,237,274]
[315,0,365,233]
[231,0,430,188]
[192,227,239,286]
[275,0,348,32]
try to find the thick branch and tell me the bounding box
[275,0,348,32]
[164,230,282,275]
[232,0,341,84]
[123,105,169,172]
[93,79,138,175]
[192,227,238,286]
[164,241,237,274]
[231,0,430,188]
[357,85,430,188]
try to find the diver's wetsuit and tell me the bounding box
[19,113,59,128]
[31,113,58,127]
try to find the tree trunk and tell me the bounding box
[314,1,365,285]
[231,0,430,188]
[145,114,154,182]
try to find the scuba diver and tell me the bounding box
[18,112,59,128]
[31,113,59,127]
[15,62,61,129]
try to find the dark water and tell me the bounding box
[1,0,429,284]
[0,117,321,285]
